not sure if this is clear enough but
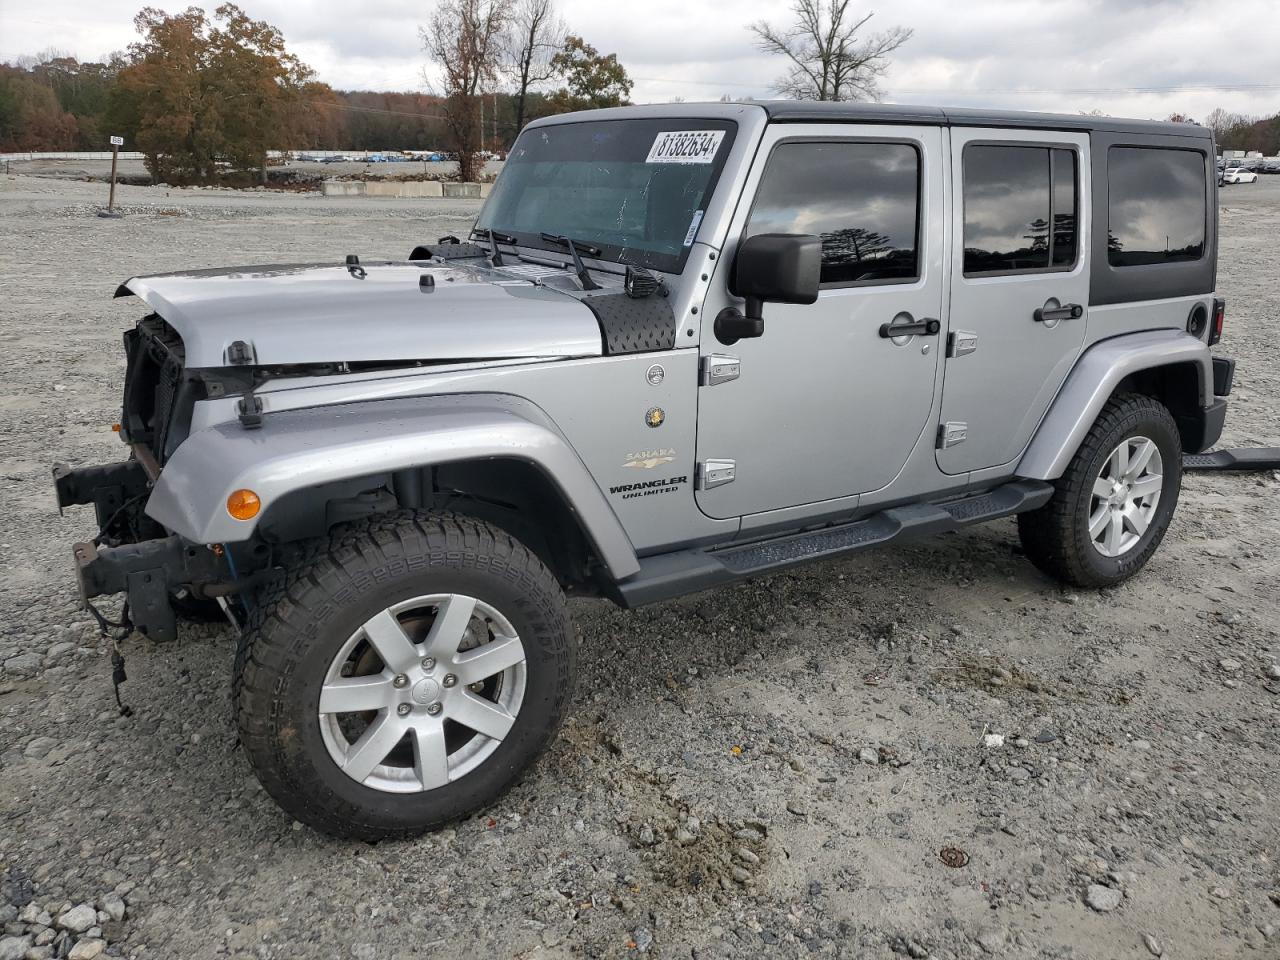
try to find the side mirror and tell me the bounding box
[715,233,821,345]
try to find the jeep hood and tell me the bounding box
[115,261,604,368]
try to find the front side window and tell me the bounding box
[1108,147,1206,267]
[963,145,1078,275]
[744,141,921,285]
[476,119,736,274]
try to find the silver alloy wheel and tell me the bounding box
[318,594,527,794]
[1088,435,1164,558]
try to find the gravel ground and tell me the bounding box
[1,173,1278,960]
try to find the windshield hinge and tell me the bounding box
[238,393,264,430]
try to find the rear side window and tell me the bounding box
[745,141,920,285]
[963,145,1078,275]
[1107,147,1206,267]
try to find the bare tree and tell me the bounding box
[750,1,911,102]
[504,0,565,135]
[423,0,509,182]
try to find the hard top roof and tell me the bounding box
[525,100,1210,140]
[756,100,1211,138]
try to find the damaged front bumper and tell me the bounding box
[54,459,237,641]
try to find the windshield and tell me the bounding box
[476,118,737,274]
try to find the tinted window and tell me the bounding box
[1108,147,1206,267]
[745,141,920,284]
[963,145,1078,275]
[1051,149,1078,267]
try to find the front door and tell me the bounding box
[695,124,946,520]
[936,128,1091,474]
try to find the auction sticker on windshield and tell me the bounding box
[646,130,726,164]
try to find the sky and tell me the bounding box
[2,0,1278,122]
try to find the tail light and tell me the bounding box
[1209,298,1225,346]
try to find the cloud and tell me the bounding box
[1,0,1275,118]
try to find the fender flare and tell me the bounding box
[1018,330,1212,480]
[144,393,641,580]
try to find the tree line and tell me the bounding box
[0,2,634,184]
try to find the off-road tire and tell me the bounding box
[235,511,575,840]
[1018,393,1182,588]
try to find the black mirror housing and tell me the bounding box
[715,233,821,345]
[732,233,821,309]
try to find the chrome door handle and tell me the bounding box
[879,318,940,338]
[1033,303,1083,323]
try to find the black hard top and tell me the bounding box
[756,100,1211,139]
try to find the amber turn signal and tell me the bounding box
[226,488,261,521]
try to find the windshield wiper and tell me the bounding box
[540,233,602,291]
[473,227,517,266]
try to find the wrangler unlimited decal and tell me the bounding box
[609,474,688,500]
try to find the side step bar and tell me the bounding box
[1183,447,1280,472]
[611,479,1053,608]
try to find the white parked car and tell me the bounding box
[1222,167,1258,184]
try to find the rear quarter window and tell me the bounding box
[1107,147,1206,267]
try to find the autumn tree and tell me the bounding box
[750,0,911,101]
[113,4,325,184]
[504,0,565,134]
[546,36,632,113]
[0,66,80,150]
[424,0,509,181]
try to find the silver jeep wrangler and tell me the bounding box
[54,102,1234,839]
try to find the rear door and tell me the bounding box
[937,129,1091,474]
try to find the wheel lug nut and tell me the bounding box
[442,674,457,688]
[427,702,442,716]
[421,657,435,670]
[392,674,408,688]
[397,703,412,717]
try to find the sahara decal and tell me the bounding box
[623,447,676,470]
[609,474,688,500]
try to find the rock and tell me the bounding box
[0,906,13,926]
[97,896,124,924]
[1085,884,1123,912]
[1256,923,1275,940]
[0,937,31,960]
[2,654,41,678]
[673,827,697,846]
[735,847,759,865]
[975,926,1007,954]
[55,905,96,935]
[1033,731,1057,743]
[632,927,653,953]
[982,734,1005,749]
[67,941,105,960]
[857,747,879,765]
[1217,658,1241,672]
[785,799,807,817]
[22,738,58,760]
[1142,933,1163,956]
[1266,664,1280,680]
[1209,885,1230,899]
[730,866,751,883]
[1008,766,1031,783]
[45,642,76,662]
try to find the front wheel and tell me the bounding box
[1018,393,1182,588]
[235,512,575,840]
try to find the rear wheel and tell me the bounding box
[235,512,575,839]
[1018,393,1182,588]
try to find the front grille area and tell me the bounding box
[122,315,197,463]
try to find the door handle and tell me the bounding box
[1033,303,1083,323]
[879,318,940,338]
